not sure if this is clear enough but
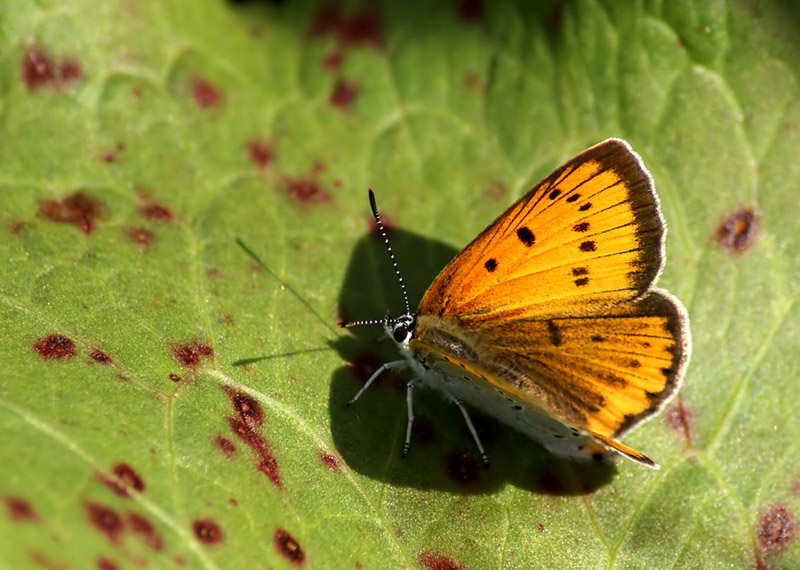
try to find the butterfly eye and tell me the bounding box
[391,322,412,344]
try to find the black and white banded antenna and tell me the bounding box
[338,188,412,328]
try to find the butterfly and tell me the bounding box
[340,139,690,469]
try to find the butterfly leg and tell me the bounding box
[346,360,407,406]
[451,397,490,466]
[402,379,420,457]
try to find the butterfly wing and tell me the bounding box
[419,139,665,323]
[413,139,690,465]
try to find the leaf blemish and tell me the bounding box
[279,166,332,206]
[247,140,275,170]
[126,226,155,248]
[275,529,305,565]
[139,201,174,222]
[215,435,236,458]
[330,79,359,110]
[308,5,384,50]
[223,386,264,426]
[418,551,463,570]
[85,501,124,544]
[223,387,282,489]
[191,77,223,109]
[38,191,104,235]
[714,207,759,254]
[171,341,214,367]
[100,462,145,497]
[192,518,223,545]
[88,349,114,365]
[5,496,39,523]
[21,45,83,91]
[759,504,796,550]
[665,399,692,445]
[33,334,76,360]
[128,512,164,551]
[319,451,340,471]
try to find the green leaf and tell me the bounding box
[2,1,799,569]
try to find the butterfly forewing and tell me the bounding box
[418,139,664,323]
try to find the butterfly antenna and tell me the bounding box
[338,188,411,329]
[368,188,411,315]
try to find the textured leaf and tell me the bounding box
[1,1,799,569]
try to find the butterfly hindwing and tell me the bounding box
[418,139,665,323]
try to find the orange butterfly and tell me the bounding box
[341,139,690,469]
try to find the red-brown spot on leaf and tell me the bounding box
[22,47,56,89]
[223,386,264,425]
[463,71,485,95]
[444,452,480,486]
[168,373,182,382]
[97,557,119,570]
[226,417,282,489]
[322,51,342,72]
[9,220,28,235]
[140,203,173,222]
[192,78,222,109]
[5,496,39,523]
[309,6,383,49]
[258,456,281,488]
[665,398,693,445]
[126,226,155,247]
[319,451,340,471]
[85,501,124,544]
[29,551,68,570]
[193,519,222,545]
[128,512,164,551]
[99,463,144,498]
[172,342,214,368]
[418,551,463,570]
[457,0,483,23]
[247,140,274,170]
[33,334,75,360]
[60,59,83,82]
[114,463,145,494]
[38,191,104,234]
[330,80,358,110]
[88,349,114,365]
[714,207,759,254]
[275,529,305,565]
[215,435,236,458]
[758,504,796,550]
[280,176,331,205]
[21,46,81,90]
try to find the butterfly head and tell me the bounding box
[388,313,416,346]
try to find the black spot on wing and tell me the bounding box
[516,227,535,247]
[547,320,562,347]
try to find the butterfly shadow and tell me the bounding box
[329,226,616,496]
